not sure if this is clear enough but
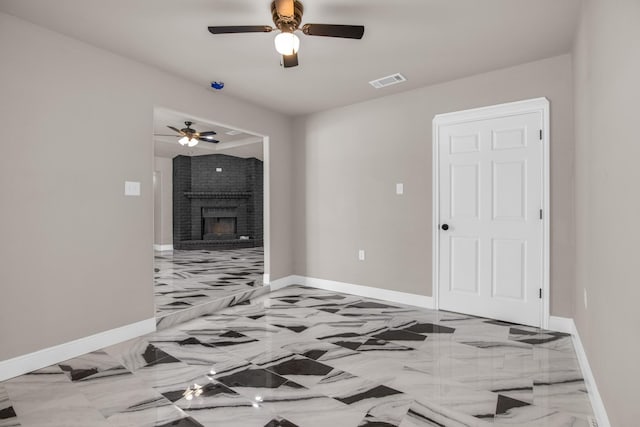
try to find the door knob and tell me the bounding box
[441,224,449,231]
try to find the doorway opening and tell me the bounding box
[152,107,270,328]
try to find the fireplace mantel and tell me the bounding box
[183,191,252,199]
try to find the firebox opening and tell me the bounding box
[202,207,238,240]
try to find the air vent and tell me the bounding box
[369,73,407,89]
[225,130,242,136]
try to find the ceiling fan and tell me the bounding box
[207,0,365,68]
[155,121,219,147]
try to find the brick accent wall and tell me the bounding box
[172,155,192,243]
[173,154,263,250]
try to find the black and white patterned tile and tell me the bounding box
[1,284,596,426]
[0,386,19,427]
[154,248,266,329]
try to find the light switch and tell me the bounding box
[125,181,141,196]
[358,250,365,261]
[396,183,404,195]
[216,167,223,172]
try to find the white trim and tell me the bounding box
[432,107,441,317]
[433,98,549,124]
[262,135,271,289]
[301,276,435,309]
[269,275,305,291]
[0,318,156,382]
[304,277,434,308]
[547,317,610,427]
[541,100,551,329]
[153,244,174,251]
[548,315,574,334]
[570,320,611,427]
[262,274,270,285]
[432,97,550,328]
[267,275,434,309]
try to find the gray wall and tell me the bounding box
[293,54,575,317]
[573,0,640,425]
[154,156,173,246]
[0,12,293,362]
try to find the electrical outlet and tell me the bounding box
[396,183,404,195]
[358,250,365,261]
[584,288,588,309]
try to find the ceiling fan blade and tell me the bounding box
[199,134,219,142]
[167,126,183,134]
[208,25,273,34]
[282,52,299,68]
[275,0,294,17]
[198,136,220,144]
[302,24,365,39]
[199,131,217,137]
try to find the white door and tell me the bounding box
[434,100,547,327]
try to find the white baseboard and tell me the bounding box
[529,316,610,426]
[153,244,174,251]
[570,320,611,427]
[304,277,434,309]
[269,275,305,290]
[0,318,156,382]
[548,316,574,334]
[268,275,434,309]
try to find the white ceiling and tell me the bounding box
[0,0,581,116]
[153,108,263,160]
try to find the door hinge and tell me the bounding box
[539,288,543,299]
[539,209,543,220]
[539,129,543,140]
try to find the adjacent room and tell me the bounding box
[0,0,638,426]
[152,108,267,328]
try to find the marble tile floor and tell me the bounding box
[0,285,595,427]
[154,248,265,329]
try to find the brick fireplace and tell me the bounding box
[173,154,263,250]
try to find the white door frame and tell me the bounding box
[432,97,550,328]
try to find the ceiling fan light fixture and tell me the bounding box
[178,136,199,147]
[274,31,300,55]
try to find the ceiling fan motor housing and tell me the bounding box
[181,121,195,134]
[271,0,304,32]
